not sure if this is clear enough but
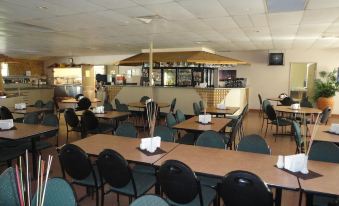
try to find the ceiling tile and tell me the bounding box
[233,15,253,28]
[307,0,339,10]
[301,8,339,24]
[178,0,229,18]
[87,0,138,9]
[218,0,266,15]
[133,0,174,5]
[203,17,239,31]
[145,2,195,20]
[250,14,268,27]
[268,11,304,26]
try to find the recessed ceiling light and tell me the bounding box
[37,6,48,10]
[135,15,162,24]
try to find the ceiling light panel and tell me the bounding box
[267,0,305,13]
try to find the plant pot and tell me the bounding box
[316,97,334,111]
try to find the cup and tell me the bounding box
[276,155,284,169]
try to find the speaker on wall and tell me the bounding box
[268,53,284,66]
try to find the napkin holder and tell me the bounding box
[0,119,14,130]
[93,106,104,113]
[140,136,161,153]
[279,153,309,174]
[329,123,339,134]
[216,103,226,110]
[198,114,211,124]
[14,103,26,110]
[290,103,300,110]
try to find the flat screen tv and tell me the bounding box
[269,53,284,65]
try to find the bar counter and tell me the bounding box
[107,85,249,115]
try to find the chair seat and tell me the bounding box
[0,147,25,162]
[73,166,103,187]
[313,195,338,206]
[272,118,292,126]
[109,171,156,197]
[198,175,221,188]
[176,133,195,145]
[167,185,216,206]
[133,164,155,175]
[35,141,53,151]
[88,123,113,134]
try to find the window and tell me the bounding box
[1,63,8,77]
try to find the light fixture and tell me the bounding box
[135,15,162,24]
[37,6,48,10]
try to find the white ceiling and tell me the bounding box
[1,0,339,58]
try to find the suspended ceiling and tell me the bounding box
[1,0,339,58]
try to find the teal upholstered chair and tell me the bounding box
[115,122,138,138]
[193,102,201,115]
[0,167,20,206]
[154,125,175,142]
[32,178,77,206]
[131,195,169,206]
[237,134,271,155]
[103,101,114,111]
[291,121,304,153]
[34,100,44,108]
[175,109,186,123]
[166,113,177,128]
[196,130,226,149]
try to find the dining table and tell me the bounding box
[9,106,52,114]
[204,106,240,116]
[0,123,58,178]
[128,102,170,109]
[312,124,339,144]
[172,116,231,133]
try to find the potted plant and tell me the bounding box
[314,70,339,110]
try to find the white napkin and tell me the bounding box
[216,103,226,109]
[14,103,26,110]
[283,153,308,174]
[290,103,300,110]
[329,123,339,134]
[0,119,14,130]
[140,136,161,153]
[199,114,211,124]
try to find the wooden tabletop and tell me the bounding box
[313,125,339,143]
[274,106,322,114]
[0,123,58,140]
[172,116,231,133]
[268,97,283,102]
[205,107,240,115]
[154,144,299,190]
[10,106,52,114]
[70,134,179,164]
[61,98,101,103]
[75,110,130,119]
[128,102,170,108]
[299,160,339,196]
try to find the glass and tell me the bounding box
[163,69,176,86]
[177,69,192,86]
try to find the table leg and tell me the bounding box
[31,137,37,179]
[306,193,313,206]
[275,188,282,206]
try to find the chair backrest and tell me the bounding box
[258,94,263,105]
[154,125,175,142]
[43,100,55,111]
[170,98,176,113]
[280,97,293,106]
[300,96,313,108]
[309,142,339,163]
[116,103,129,112]
[199,100,205,111]
[96,149,133,190]
[64,108,79,128]
[196,130,226,149]
[81,110,98,130]
[31,178,77,206]
[320,106,331,124]
[0,106,14,120]
[262,100,271,113]
[229,116,242,146]
[175,109,186,123]
[23,113,39,124]
[219,170,273,206]
[115,122,138,138]
[265,105,277,121]
[41,114,59,138]
[130,195,169,206]
[0,167,20,206]
[291,121,303,151]
[114,98,121,109]
[237,134,270,154]
[158,160,202,205]
[193,102,201,115]
[166,113,177,128]
[34,100,44,108]
[58,144,94,181]
[77,97,91,110]
[140,96,150,104]
[75,94,84,101]
[103,102,114,111]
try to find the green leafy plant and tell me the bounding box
[314,70,339,100]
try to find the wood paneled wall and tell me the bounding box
[8,59,44,76]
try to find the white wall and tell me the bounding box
[220,49,339,114]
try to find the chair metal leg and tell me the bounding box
[101,186,105,206]
[95,187,99,206]
[117,193,120,206]
[275,125,278,142]
[265,122,269,137]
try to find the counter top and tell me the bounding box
[106,85,247,89]
[5,87,54,91]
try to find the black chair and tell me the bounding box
[75,94,84,101]
[115,98,121,110]
[34,100,44,108]
[58,144,103,206]
[279,96,293,106]
[300,96,313,108]
[116,103,129,123]
[320,106,331,125]
[193,102,201,115]
[81,110,113,137]
[158,160,217,206]
[237,134,271,154]
[140,96,150,104]
[219,170,273,206]
[40,114,59,146]
[96,149,156,206]
[77,97,91,111]
[64,108,82,143]
[261,100,271,132]
[23,113,40,124]
[43,100,55,113]
[0,106,14,120]
[264,105,292,140]
[103,101,114,111]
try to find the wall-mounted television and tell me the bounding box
[269,53,284,66]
